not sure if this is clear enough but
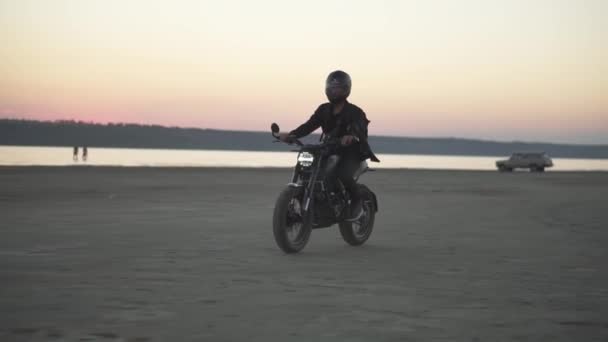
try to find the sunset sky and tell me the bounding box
[1,0,606,144]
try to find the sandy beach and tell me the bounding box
[1,166,607,341]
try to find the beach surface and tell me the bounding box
[1,167,607,341]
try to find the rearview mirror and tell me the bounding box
[271,123,280,134]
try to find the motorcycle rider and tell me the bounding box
[279,70,379,221]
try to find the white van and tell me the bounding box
[496,152,554,172]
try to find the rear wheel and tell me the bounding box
[339,185,376,246]
[272,186,312,253]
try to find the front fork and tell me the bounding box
[302,160,321,213]
[290,153,332,226]
[295,156,327,228]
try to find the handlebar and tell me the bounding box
[271,129,303,146]
[270,122,340,150]
[279,137,341,152]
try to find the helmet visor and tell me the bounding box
[326,85,347,97]
[325,86,348,103]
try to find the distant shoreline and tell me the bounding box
[1,165,606,174]
[2,144,608,161]
[2,119,608,159]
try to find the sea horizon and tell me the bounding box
[2,145,608,171]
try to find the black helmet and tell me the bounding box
[325,70,351,104]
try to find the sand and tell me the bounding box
[1,166,607,341]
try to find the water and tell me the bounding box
[1,146,607,171]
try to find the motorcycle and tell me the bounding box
[270,123,379,253]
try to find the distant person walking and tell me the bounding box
[73,146,79,162]
[82,146,88,162]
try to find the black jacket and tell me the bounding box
[289,101,380,162]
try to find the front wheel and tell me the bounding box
[273,186,312,253]
[339,185,376,246]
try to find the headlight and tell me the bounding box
[297,152,314,167]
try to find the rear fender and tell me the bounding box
[358,184,378,213]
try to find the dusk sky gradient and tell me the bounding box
[1,0,606,143]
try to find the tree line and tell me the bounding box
[1,119,607,159]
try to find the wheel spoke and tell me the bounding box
[285,197,305,244]
[352,202,371,238]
